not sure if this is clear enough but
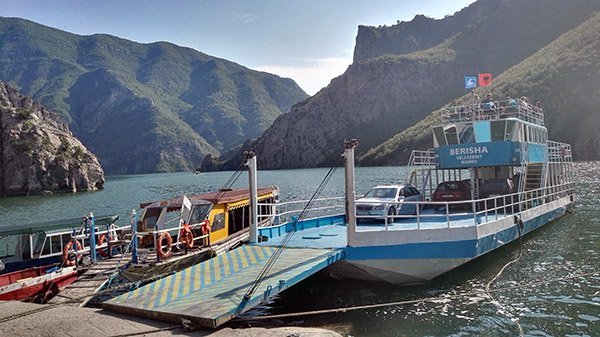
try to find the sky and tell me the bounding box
[1,0,476,95]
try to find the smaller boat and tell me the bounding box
[0,264,78,302]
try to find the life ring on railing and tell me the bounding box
[62,239,83,266]
[201,220,212,235]
[156,231,173,259]
[97,233,109,257]
[179,224,194,249]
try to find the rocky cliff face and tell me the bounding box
[207,0,600,171]
[0,82,104,196]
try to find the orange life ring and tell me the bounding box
[201,220,212,235]
[179,224,194,249]
[62,239,83,266]
[97,233,109,257]
[156,231,172,259]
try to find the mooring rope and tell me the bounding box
[240,166,338,305]
[483,217,525,336]
[240,270,599,321]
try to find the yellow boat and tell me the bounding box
[136,186,279,257]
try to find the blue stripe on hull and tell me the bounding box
[346,205,568,262]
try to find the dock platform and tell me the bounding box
[49,257,126,307]
[103,244,344,328]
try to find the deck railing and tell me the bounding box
[441,98,545,126]
[257,196,345,226]
[354,181,575,230]
[30,224,130,260]
[257,181,574,234]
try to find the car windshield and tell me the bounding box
[436,182,462,192]
[364,188,398,199]
[483,180,511,191]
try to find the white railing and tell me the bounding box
[441,98,545,126]
[547,141,573,162]
[258,196,345,226]
[354,182,575,231]
[37,224,130,259]
[140,221,210,252]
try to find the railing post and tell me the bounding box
[89,212,97,264]
[344,139,359,245]
[245,151,259,244]
[131,209,138,264]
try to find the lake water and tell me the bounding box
[0,163,598,336]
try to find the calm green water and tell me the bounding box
[0,164,598,336]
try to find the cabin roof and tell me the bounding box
[0,215,120,237]
[140,186,278,210]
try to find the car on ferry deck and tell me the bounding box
[432,180,472,211]
[355,184,424,219]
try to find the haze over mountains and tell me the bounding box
[208,0,600,170]
[2,0,600,177]
[0,17,308,174]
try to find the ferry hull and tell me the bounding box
[337,197,573,285]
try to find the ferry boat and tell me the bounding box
[257,97,575,284]
[101,98,576,327]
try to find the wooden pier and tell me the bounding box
[103,244,344,328]
[49,257,125,307]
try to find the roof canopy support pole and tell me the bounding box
[130,209,138,264]
[344,139,359,246]
[89,212,97,264]
[245,151,258,244]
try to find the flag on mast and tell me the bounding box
[478,73,493,87]
[464,75,477,89]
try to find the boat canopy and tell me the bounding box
[0,215,120,237]
[139,187,278,210]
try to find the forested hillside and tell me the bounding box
[0,17,308,174]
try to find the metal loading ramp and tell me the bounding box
[103,244,344,328]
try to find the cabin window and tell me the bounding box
[189,204,212,225]
[211,212,225,232]
[458,124,475,144]
[491,121,506,141]
[433,127,447,146]
[505,120,516,141]
[445,126,458,145]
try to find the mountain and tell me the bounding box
[361,11,600,165]
[0,17,308,174]
[206,0,600,171]
[0,82,104,196]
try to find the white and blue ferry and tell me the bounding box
[256,97,576,284]
[102,97,577,327]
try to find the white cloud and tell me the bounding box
[230,12,258,23]
[254,57,352,96]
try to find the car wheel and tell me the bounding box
[388,206,396,222]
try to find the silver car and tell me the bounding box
[355,184,424,219]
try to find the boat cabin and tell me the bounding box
[409,97,572,203]
[137,186,279,246]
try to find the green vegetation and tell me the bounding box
[361,12,600,164]
[0,17,308,174]
[218,0,600,171]
[15,107,33,120]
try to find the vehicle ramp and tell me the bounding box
[103,244,344,328]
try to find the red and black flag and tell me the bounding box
[478,73,493,87]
